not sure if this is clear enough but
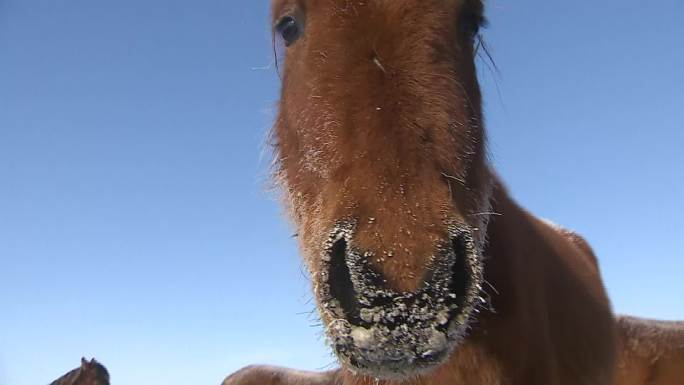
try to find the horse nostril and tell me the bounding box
[452,234,468,271]
[448,232,472,310]
[328,238,361,322]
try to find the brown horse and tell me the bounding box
[49,358,110,385]
[225,1,682,385]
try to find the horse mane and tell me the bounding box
[49,367,82,385]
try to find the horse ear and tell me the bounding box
[81,357,89,368]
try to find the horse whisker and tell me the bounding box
[372,56,387,74]
[469,212,503,217]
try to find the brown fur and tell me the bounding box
[49,358,110,385]
[222,366,338,385]
[613,317,684,385]
[224,1,680,385]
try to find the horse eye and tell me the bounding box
[460,12,484,38]
[275,15,302,47]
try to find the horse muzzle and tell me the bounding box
[316,221,485,378]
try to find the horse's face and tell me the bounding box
[271,0,491,378]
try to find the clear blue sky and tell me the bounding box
[0,1,682,385]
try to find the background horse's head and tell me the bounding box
[49,358,110,385]
[271,0,492,377]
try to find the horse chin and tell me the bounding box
[316,222,485,379]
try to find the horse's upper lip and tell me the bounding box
[317,223,484,378]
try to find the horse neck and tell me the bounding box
[49,368,81,385]
[470,177,540,339]
[466,179,616,384]
[426,178,543,384]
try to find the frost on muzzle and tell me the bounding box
[316,221,485,378]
